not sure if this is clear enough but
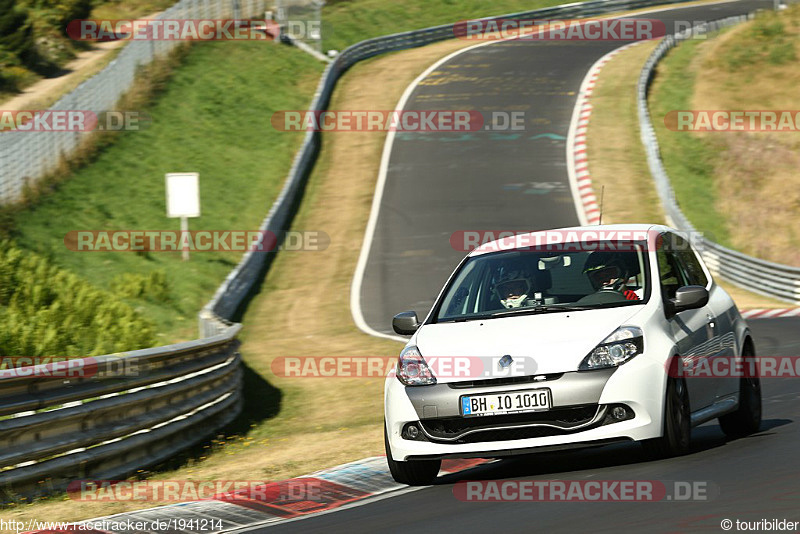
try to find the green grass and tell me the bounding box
[322,0,585,52]
[649,7,800,247]
[648,37,731,245]
[90,0,176,20]
[712,8,797,71]
[10,41,323,343]
[6,0,598,348]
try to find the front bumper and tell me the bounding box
[385,357,666,461]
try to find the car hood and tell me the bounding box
[415,306,646,382]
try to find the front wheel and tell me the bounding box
[719,346,761,437]
[642,376,691,459]
[384,422,441,485]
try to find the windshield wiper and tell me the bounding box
[445,314,494,323]
[491,304,594,317]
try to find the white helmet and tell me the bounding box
[494,270,531,309]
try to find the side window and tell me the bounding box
[656,234,685,300]
[672,236,709,287]
[440,261,480,317]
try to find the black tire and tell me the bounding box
[642,376,691,458]
[384,423,441,486]
[719,344,761,437]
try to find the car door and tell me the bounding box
[673,237,739,401]
[657,233,717,411]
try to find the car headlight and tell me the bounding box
[579,326,644,371]
[396,345,437,386]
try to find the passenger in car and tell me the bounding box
[578,251,640,304]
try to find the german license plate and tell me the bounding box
[461,389,551,417]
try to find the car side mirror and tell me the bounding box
[392,311,420,335]
[670,285,709,313]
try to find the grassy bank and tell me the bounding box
[322,0,579,51]
[8,40,323,344]
[5,0,596,347]
[585,40,788,308]
[649,5,800,264]
[648,37,731,244]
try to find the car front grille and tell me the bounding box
[419,404,602,444]
[447,373,564,389]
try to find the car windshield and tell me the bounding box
[435,243,649,322]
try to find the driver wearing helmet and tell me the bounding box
[578,251,640,304]
[494,268,534,309]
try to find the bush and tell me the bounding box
[0,0,34,67]
[21,0,92,35]
[0,241,156,357]
[111,270,171,302]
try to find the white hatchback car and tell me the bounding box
[384,225,761,485]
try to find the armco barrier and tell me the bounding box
[1,0,783,499]
[0,325,241,498]
[637,14,800,304]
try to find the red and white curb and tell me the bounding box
[741,308,800,320]
[567,41,643,226]
[27,457,490,533]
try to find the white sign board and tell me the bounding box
[165,173,200,218]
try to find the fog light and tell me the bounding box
[407,425,419,439]
[612,406,627,420]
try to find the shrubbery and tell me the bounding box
[0,241,156,357]
[0,0,93,90]
[111,270,171,302]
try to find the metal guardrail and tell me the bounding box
[0,0,267,204]
[0,325,241,498]
[637,14,800,304]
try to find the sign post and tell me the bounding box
[165,173,200,261]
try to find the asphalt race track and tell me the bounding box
[275,0,800,532]
[263,317,799,534]
[357,0,775,334]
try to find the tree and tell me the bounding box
[0,0,34,65]
[21,0,92,35]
